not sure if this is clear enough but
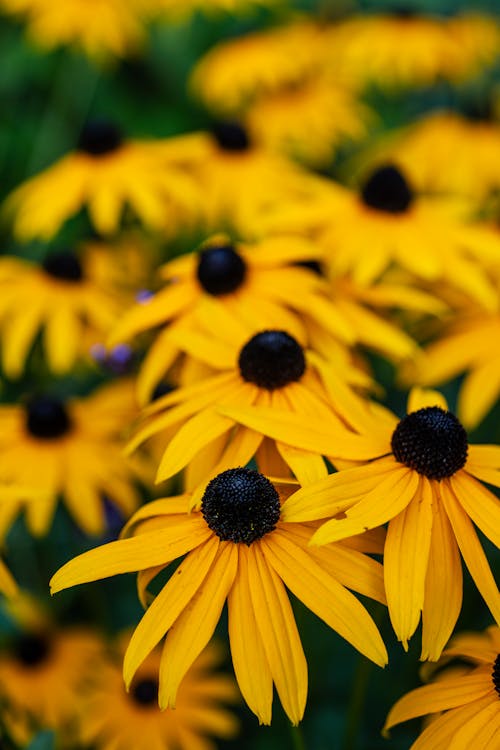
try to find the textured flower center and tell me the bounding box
[26,396,72,440]
[493,654,500,697]
[212,121,250,151]
[238,330,306,390]
[196,244,247,295]
[201,468,281,545]
[42,252,83,282]
[361,165,413,213]
[14,634,51,667]
[391,406,468,480]
[131,677,159,706]
[77,120,123,155]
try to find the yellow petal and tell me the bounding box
[124,535,219,687]
[448,698,500,749]
[451,472,500,548]
[384,477,433,650]
[228,545,273,725]
[458,358,500,429]
[263,531,387,667]
[407,387,448,413]
[276,441,328,485]
[409,696,494,749]
[249,544,307,726]
[311,467,419,545]
[0,560,17,597]
[158,542,238,708]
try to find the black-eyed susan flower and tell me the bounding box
[0,0,148,63]
[0,595,105,739]
[258,164,500,308]
[79,636,240,750]
[4,119,202,240]
[0,247,130,378]
[0,380,146,536]
[411,288,500,428]
[51,468,388,726]
[323,12,500,90]
[110,233,358,403]
[128,325,381,500]
[222,388,500,660]
[384,625,500,747]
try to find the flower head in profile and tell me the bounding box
[0,0,148,63]
[4,119,202,240]
[110,233,358,403]
[128,325,379,501]
[0,380,146,536]
[226,388,500,660]
[79,636,240,750]
[384,625,500,747]
[51,468,388,726]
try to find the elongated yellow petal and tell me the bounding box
[451,472,500,548]
[249,544,307,726]
[383,672,493,731]
[124,536,219,688]
[159,543,238,708]
[50,517,211,593]
[440,482,500,626]
[407,387,448,413]
[228,546,273,725]
[276,441,327,485]
[459,357,500,428]
[2,298,45,378]
[263,531,387,666]
[409,696,493,749]
[448,698,499,748]
[384,477,433,650]
[421,497,462,661]
[312,467,418,544]
[121,496,190,537]
[281,458,396,522]
[44,306,80,374]
[0,560,17,597]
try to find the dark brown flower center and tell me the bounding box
[238,330,306,390]
[493,654,500,698]
[201,468,281,545]
[196,244,247,296]
[361,165,413,213]
[42,252,83,282]
[391,406,468,480]
[131,677,159,706]
[212,121,250,151]
[77,120,123,155]
[26,396,72,440]
[14,633,51,667]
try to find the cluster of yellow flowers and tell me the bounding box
[0,1,499,748]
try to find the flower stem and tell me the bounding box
[289,723,307,750]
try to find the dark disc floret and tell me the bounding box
[77,119,123,155]
[391,406,468,480]
[131,677,159,706]
[196,244,247,296]
[493,654,500,698]
[361,164,414,214]
[26,396,72,440]
[42,251,83,282]
[212,121,250,151]
[14,633,51,667]
[201,468,281,545]
[238,330,306,390]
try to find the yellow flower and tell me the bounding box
[323,12,500,90]
[384,625,500,747]
[256,164,500,308]
[128,325,378,501]
[51,468,388,725]
[245,387,500,660]
[411,289,500,428]
[79,638,240,750]
[110,233,358,403]
[0,0,148,62]
[0,380,145,536]
[0,247,132,378]
[4,119,202,240]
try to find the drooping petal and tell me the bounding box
[248,544,307,726]
[384,477,434,650]
[124,536,220,688]
[262,531,387,667]
[159,542,238,708]
[228,545,273,725]
[450,472,500,548]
